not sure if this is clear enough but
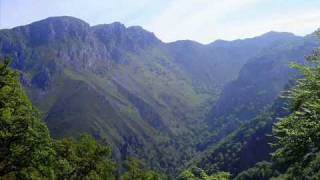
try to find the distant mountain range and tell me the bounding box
[0,16,318,177]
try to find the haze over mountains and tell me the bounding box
[0,16,318,178]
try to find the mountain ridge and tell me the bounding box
[4,16,305,45]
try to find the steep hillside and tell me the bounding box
[193,34,318,176]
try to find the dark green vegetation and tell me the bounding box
[0,58,161,179]
[0,58,56,179]
[178,167,230,180]
[1,16,320,179]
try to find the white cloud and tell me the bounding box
[217,9,320,41]
[1,0,155,28]
[146,0,320,43]
[146,0,261,43]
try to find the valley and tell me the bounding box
[0,16,319,179]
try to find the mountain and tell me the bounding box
[0,16,316,177]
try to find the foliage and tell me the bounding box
[272,44,320,178]
[120,157,163,180]
[178,167,230,180]
[0,57,55,179]
[54,134,116,180]
[234,161,278,180]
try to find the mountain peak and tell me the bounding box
[127,25,161,44]
[210,31,300,48]
[94,22,126,30]
[92,22,161,48]
[12,16,91,46]
[29,16,90,29]
[259,31,296,38]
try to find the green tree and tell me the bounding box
[54,134,116,180]
[0,57,55,179]
[178,167,230,180]
[272,32,320,178]
[234,161,277,180]
[121,157,162,180]
[178,169,196,180]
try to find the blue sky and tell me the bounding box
[1,0,320,43]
